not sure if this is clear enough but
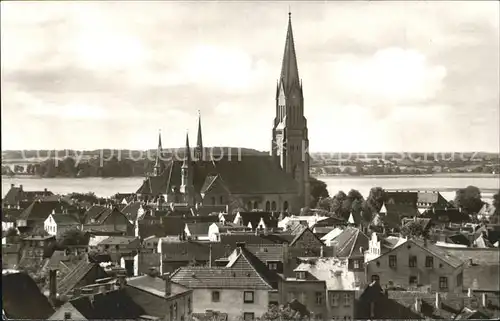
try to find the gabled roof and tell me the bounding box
[330,226,369,258]
[50,213,81,225]
[186,222,212,236]
[57,256,99,295]
[236,211,279,230]
[2,271,55,319]
[237,244,286,262]
[219,233,295,246]
[82,205,111,224]
[69,289,145,319]
[171,246,277,290]
[126,275,191,299]
[160,241,233,262]
[98,236,139,246]
[18,200,66,221]
[2,186,54,206]
[121,202,148,221]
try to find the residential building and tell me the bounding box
[366,238,465,293]
[44,213,82,238]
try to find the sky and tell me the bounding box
[1,1,499,153]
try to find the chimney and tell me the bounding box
[44,188,48,192]
[49,269,57,301]
[468,288,473,297]
[164,273,172,297]
[10,183,14,188]
[482,293,488,307]
[414,298,422,312]
[435,292,441,309]
[19,184,23,191]
[116,274,127,289]
[320,246,324,257]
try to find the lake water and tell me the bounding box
[2,175,499,204]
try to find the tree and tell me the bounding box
[331,191,347,215]
[260,304,305,321]
[59,228,89,247]
[361,187,386,223]
[316,197,333,211]
[454,186,484,215]
[490,192,500,224]
[401,220,429,239]
[309,177,329,208]
[5,227,19,243]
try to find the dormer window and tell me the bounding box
[267,262,278,271]
[296,271,306,280]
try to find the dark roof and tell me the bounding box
[121,202,149,221]
[3,186,54,206]
[196,205,228,216]
[237,211,279,230]
[440,248,500,265]
[411,239,465,268]
[51,213,81,225]
[82,205,111,224]
[447,233,471,246]
[160,241,233,262]
[385,203,420,217]
[57,256,98,295]
[386,191,418,204]
[138,216,219,239]
[137,156,299,196]
[424,208,470,223]
[312,216,345,228]
[330,226,369,258]
[219,233,295,246]
[70,289,145,319]
[98,236,140,246]
[186,222,212,236]
[2,271,55,319]
[1,208,23,222]
[243,244,286,262]
[18,200,66,221]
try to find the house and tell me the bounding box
[366,238,466,293]
[329,226,369,262]
[97,236,141,276]
[170,245,279,320]
[44,213,82,238]
[20,235,57,259]
[209,222,252,241]
[125,272,193,321]
[321,227,344,246]
[356,281,499,320]
[293,257,362,320]
[2,270,55,320]
[82,206,133,236]
[385,190,450,213]
[185,222,213,241]
[16,199,73,230]
[2,184,53,208]
[280,271,327,320]
[2,243,21,269]
[233,211,279,231]
[364,233,407,263]
[2,207,22,231]
[278,214,329,231]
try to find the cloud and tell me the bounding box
[1,1,498,152]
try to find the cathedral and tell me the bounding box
[136,13,310,214]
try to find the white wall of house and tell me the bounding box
[2,221,15,231]
[44,215,58,236]
[208,223,221,242]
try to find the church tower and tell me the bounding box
[195,110,205,161]
[153,130,163,176]
[180,132,195,205]
[271,12,310,208]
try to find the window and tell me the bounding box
[265,201,271,211]
[315,292,323,305]
[243,312,255,321]
[409,256,417,267]
[211,291,220,302]
[296,271,306,279]
[371,275,380,282]
[64,312,72,320]
[271,201,277,211]
[456,272,463,287]
[425,256,434,268]
[343,293,350,306]
[439,277,448,290]
[283,201,289,211]
[244,291,254,303]
[315,314,323,320]
[331,294,339,307]
[409,276,417,286]
[268,262,278,271]
[188,297,192,313]
[389,255,397,268]
[354,260,360,269]
[220,196,223,204]
[212,197,216,205]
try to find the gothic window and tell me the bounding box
[220,196,223,204]
[265,201,270,211]
[253,201,259,210]
[271,201,277,211]
[283,201,289,212]
[247,201,252,210]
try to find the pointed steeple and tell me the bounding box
[280,11,300,94]
[182,131,191,168]
[153,130,163,176]
[195,110,204,161]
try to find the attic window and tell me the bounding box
[64,312,72,320]
[296,271,306,280]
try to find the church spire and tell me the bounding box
[280,10,300,94]
[153,129,162,176]
[182,131,191,168]
[195,110,204,161]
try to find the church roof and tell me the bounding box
[137,156,299,196]
[280,12,300,94]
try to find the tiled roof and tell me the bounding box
[440,247,500,265]
[70,289,145,319]
[126,275,191,298]
[2,271,55,319]
[171,246,277,290]
[1,208,23,222]
[330,226,369,258]
[121,202,149,221]
[3,186,54,206]
[411,239,465,268]
[385,203,420,217]
[239,244,285,263]
[219,233,295,246]
[82,205,111,224]
[196,205,227,216]
[57,256,96,295]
